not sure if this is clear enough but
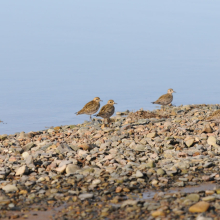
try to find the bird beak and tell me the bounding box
[100,100,103,102]
[173,91,176,93]
[114,103,117,104]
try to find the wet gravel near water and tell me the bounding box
[1,104,220,219]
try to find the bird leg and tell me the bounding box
[90,115,92,121]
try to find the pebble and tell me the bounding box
[2,185,18,193]
[189,201,210,213]
[1,104,220,219]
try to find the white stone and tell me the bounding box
[2,185,18,193]
[66,164,80,174]
[92,179,101,185]
[22,152,29,159]
[136,170,144,178]
[78,193,94,200]
[16,165,29,176]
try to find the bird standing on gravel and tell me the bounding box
[152,88,176,111]
[95,100,117,124]
[76,97,102,120]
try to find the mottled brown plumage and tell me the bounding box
[207,109,220,123]
[95,100,117,123]
[152,88,175,110]
[76,97,102,120]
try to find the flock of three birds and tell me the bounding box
[76,88,176,123]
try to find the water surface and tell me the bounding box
[0,1,220,134]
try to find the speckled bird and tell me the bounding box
[206,109,220,123]
[95,100,117,123]
[76,97,102,120]
[152,88,176,110]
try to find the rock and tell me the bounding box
[185,138,194,147]
[202,196,216,202]
[25,155,33,165]
[185,194,200,202]
[92,179,101,185]
[203,124,213,133]
[56,165,66,173]
[157,169,165,176]
[2,185,18,193]
[78,193,94,200]
[147,132,157,138]
[151,210,166,217]
[47,128,54,133]
[121,200,137,208]
[54,126,61,131]
[78,144,91,151]
[207,136,219,147]
[189,201,210,213]
[15,165,29,176]
[23,142,35,151]
[66,164,80,174]
[136,170,144,178]
[22,152,30,159]
[146,161,156,168]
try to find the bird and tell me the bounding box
[76,97,102,120]
[152,88,176,111]
[95,100,117,124]
[206,109,220,123]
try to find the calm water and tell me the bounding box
[0,1,220,134]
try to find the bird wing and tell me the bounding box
[97,104,114,117]
[77,100,97,114]
[154,94,172,104]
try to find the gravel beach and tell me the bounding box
[1,104,220,219]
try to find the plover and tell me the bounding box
[95,100,117,123]
[152,88,176,110]
[76,97,102,120]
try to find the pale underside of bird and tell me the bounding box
[152,88,176,110]
[95,99,117,124]
[76,97,102,120]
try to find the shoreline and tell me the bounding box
[1,104,220,219]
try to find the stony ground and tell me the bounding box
[1,104,220,219]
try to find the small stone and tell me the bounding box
[92,179,101,185]
[147,132,157,138]
[66,164,80,174]
[23,142,35,151]
[56,164,66,173]
[54,126,61,131]
[202,196,216,202]
[203,124,213,133]
[25,155,33,165]
[189,201,210,213]
[136,170,144,178]
[78,193,94,200]
[185,138,194,147]
[151,179,158,185]
[151,210,165,217]
[22,152,29,159]
[146,161,155,168]
[207,136,219,147]
[78,144,91,151]
[157,169,165,176]
[2,185,18,193]
[15,165,29,176]
[121,200,137,208]
[185,194,200,202]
